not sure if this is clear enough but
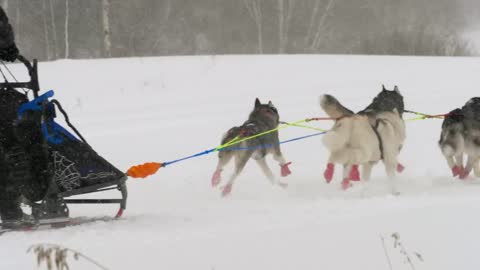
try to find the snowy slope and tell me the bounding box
[2,55,480,270]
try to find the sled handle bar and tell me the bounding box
[0,55,41,98]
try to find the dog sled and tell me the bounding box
[0,56,127,229]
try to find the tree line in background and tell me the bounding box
[1,0,476,61]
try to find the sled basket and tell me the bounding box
[0,56,128,219]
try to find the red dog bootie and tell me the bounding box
[397,163,405,173]
[281,162,292,177]
[211,170,222,187]
[324,163,335,183]
[222,183,233,197]
[348,165,360,181]
[452,166,463,177]
[341,179,352,190]
[459,168,470,180]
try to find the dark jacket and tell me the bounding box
[0,7,18,62]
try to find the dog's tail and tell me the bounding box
[320,94,354,119]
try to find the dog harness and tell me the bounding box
[371,119,384,160]
[239,122,258,137]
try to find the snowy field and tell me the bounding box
[2,55,480,269]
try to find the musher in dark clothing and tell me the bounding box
[0,6,24,225]
[0,7,18,62]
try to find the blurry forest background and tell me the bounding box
[3,0,480,60]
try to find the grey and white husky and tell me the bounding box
[211,98,292,197]
[462,98,480,178]
[320,89,406,192]
[438,108,466,178]
[440,98,480,179]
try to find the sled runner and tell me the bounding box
[0,56,128,227]
[0,215,121,235]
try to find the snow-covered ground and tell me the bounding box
[2,55,480,270]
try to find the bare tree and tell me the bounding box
[243,0,263,53]
[307,0,336,51]
[42,0,51,60]
[305,0,322,46]
[14,0,20,41]
[277,0,295,53]
[102,0,112,57]
[152,0,173,52]
[64,0,70,58]
[49,0,58,59]
[2,0,8,12]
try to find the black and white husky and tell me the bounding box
[359,85,406,173]
[439,108,466,178]
[439,98,480,179]
[320,87,406,192]
[211,98,292,196]
[360,85,405,117]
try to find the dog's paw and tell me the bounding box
[348,165,360,181]
[221,183,233,197]
[280,162,292,177]
[459,169,470,180]
[341,179,352,190]
[211,170,222,187]
[397,163,405,173]
[324,163,334,183]
[452,166,463,177]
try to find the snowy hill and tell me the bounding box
[2,55,480,270]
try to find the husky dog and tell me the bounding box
[211,98,292,197]
[320,94,406,192]
[360,85,405,116]
[462,98,480,178]
[322,86,407,189]
[438,98,480,180]
[438,108,466,178]
[359,85,406,173]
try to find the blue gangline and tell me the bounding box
[162,131,326,167]
[162,149,216,167]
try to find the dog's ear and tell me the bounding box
[394,85,400,93]
[255,98,261,108]
[382,84,386,91]
[268,100,274,107]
